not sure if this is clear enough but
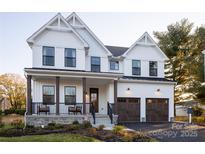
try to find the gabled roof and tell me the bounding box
[105,45,128,57]
[66,12,112,56]
[27,13,89,48]
[122,32,169,60]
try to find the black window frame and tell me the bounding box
[64,86,76,105]
[149,61,158,76]
[42,46,55,66]
[132,60,141,76]
[91,56,101,72]
[42,85,55,105]
[64,48,76,67]
[110,60,119,70]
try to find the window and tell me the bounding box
[91,57,100,72]
[132,60,141,75]
[149,61,158,76]
[43,86,55,105]
[110,60,119,70]
[65,48,76,67]
[42,46,55,66]
[65,87,76,105]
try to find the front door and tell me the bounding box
[90,88,99,113]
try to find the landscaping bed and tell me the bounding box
[0,121,156,142]
[175,116,205,125]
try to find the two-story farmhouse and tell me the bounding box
[25,12,175,127]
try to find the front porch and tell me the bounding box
[25,68,121,126]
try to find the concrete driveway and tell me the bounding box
[124,122,205,142]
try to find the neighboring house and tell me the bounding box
[25,12,175,127]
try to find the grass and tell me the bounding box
[0,133,99,142]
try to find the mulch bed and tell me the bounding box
[0,124,154,142]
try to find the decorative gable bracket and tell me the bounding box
[27,13,89,49]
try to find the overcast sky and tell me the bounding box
[1,12,205,76]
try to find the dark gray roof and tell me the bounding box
[105,45,128,57]
[122,76,175,82]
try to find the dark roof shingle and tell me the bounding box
[105,45,128,57]
[122,76,175,82]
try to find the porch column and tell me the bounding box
[56,77,60,115]
[26,75,32,115]
[82,77,86,114]
[114,80,118,112]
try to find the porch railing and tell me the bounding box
[107,102,114,124]
[90,103,96,124]
[31,102,93,115]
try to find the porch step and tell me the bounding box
[90,115,113,128]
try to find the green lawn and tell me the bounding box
[0,133,99,142]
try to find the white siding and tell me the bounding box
[32,30,86,70]
[32,79,111,115]
[124,45,165,78]
[74,28,109,72]
[117,82,174,122]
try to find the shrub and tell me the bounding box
[47,122,64,130]
[47,122,56,127]
[97,125,105,131]
[15,109,26,115]
[0,122,4,128]
[4,109,26,115]
[72,120,79,125]
[81,121,92,128]
[66,124,80,131]
[122,133,134,142]
[88,128,97,136]
[112,125,125,134]
[4,109,15,115]
[26,125,34,129]
[192,116,205,123]
[192,106,203,116]
[11,119,24,129]
[0,110,3,115]
[0,128,23,137]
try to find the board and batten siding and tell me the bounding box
[32,30,86,70]
[124,45,165,78]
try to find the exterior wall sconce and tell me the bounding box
[126,88,131,95]
[155,89,161,96]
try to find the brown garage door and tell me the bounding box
[146,98,169,122]
[115,98,140,123]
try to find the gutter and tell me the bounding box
[24,68,123,79]
[119,78,176,85]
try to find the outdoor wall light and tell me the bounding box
[155,88,161,96]
[127,88,130,91]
